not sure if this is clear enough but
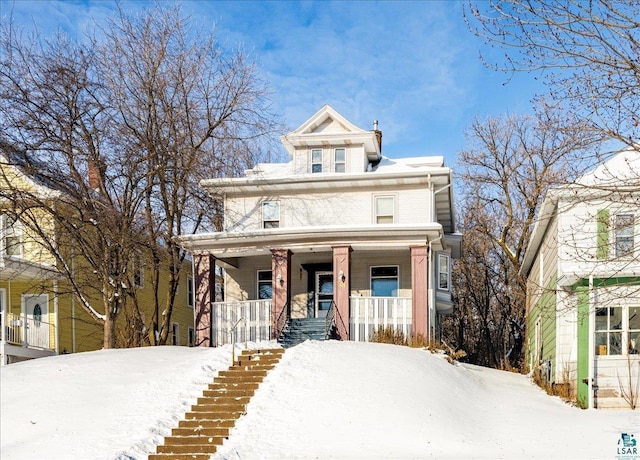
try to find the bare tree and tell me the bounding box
[465,0,640,150]
[443,110,597,369]
[0,4,280,348]
[95,5,281,345]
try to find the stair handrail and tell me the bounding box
[275,301,289,340]
[230,317,246,364]
[333,301,349,340]
[325,300,337,340]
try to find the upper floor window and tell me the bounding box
[371,266,398,297]
[187,275,194,308]
[171,322,179,345]
[334,148,345,173]
[257,270,273,299]
[311,149,323,173]
[438,253,451,291]
[375,196,394,224]
[262,201,280,229]
[1,214,23,257]
[615,214,634,257]
[133,251,144,288]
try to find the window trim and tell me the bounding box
[1,214,24,258]
[437,253,451,291]
[374,195,395,224]
[311,148,323,173]
[171,322,179,346]
[261,201,280,229]
[187,275,194,308]
[334,148,346,173]
[370,265,399,297]
[615,213,635,258]
[257,270,273,300]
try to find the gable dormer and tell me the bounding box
[280,105,382,175]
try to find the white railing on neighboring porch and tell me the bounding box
[349,296,412,342]
[0,311,54,349]
[212,300,272,346]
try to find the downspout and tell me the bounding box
[588,275,595,409]
[429,178,452,343]
[54,280,59,354]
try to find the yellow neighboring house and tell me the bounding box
[1,153,195,365]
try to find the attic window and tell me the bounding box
[334,148,345,173]
[311,149,323,173]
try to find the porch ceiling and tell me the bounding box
[179,224,446,258]
[0,256,62,281]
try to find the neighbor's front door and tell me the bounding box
[315,271,333,318]
[23,294,49,348]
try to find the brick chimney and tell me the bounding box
[88,156,105,192]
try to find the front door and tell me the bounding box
[23,294,49,348]
[315,271,333,318]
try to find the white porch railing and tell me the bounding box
[212,300,272,346]
[1,311,54,349]
[349,296,412,342]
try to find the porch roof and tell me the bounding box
[178,224,446,259]
[0,256,62,281]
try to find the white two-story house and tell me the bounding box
[179,105,459,347]
[521,149,640,409]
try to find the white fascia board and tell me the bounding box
[178,224,444,256]
[200,168,451,196]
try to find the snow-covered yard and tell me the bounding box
[1,340,638,459]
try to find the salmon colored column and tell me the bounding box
[271,249,291,339]
[193,253,215,347]
[411,245,429,340]
[332,245,352,340]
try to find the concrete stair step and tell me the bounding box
[152,348,284,458]
[171,426,230,437]
[157,444,218,454]
[202,388,255,397]
[178,419,236,429]
[149,454,210,460]
[208,381,259,391]
[196,396,251,405]
[163,435,225,446]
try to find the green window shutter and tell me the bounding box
[596,209,610,260]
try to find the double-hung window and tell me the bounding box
[595,305,623,355]
[371,266,399,297]
[1,214,23,257]
[187,275,194,308]
[311,149,323,173]
[257,270,273,299]
[438,253,451,291]
[615,214,635,257]
[262,201,280,229]
[334,148,346,173]
[374,196,394,224]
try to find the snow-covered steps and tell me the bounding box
[279,317,332,348]
[149,348,284,460]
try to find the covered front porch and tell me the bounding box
[1,256,59,364]
[208,295,413,346]
[185,226,456,347]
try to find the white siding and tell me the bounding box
[225,186,433,231]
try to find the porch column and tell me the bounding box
[411,245,429,340]
[332,245,352,340]
[271,249,291,339]
[193,253,215,347]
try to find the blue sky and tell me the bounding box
[1,0,545,166]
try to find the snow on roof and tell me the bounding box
[372,155,445,173]
[576,148,640,187]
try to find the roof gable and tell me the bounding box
[280,105,381,161]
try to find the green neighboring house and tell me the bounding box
[521,149,640,409]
